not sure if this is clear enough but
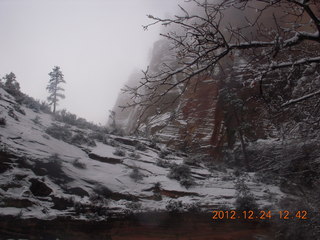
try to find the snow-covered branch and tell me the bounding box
[282,89,320,107]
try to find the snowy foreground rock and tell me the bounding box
[0,88,286,220]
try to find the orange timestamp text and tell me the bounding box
[212,210,308,220]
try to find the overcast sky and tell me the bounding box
[0,0,182,124]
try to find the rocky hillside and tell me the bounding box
[0,86,287,221]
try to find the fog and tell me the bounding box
[0,0,183,124]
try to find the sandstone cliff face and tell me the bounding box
[111,39,266,157]
[110,34,270,157]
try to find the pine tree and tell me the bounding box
[3,72,21,96]
[47,66,65,114]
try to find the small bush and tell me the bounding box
[73,201,108,217]
[234,178,258,211]
[54,109,102,131]
[0,117,6,126]
[183,154,204,166]
[129,152,141,159]
[135,142,147,151]
[71,132,96,147]
[8,109,19,121]
[39,101,51,113]
[167,163,191,181]
[125,202,142,211]
[156,159,172,168]
[31,154,72,184]
[113,148,126,157]
[167,163,194,188]
[179,178,195,189]
[89,193,105,204]
[13,104,25,115]
[55,109,77,125]
[110,127,125,136]
[153,182,161,191]
[148,137,160,150]
[129,167,143,182]
[72,159,86,169]
[42,134,50,140]
[158,150,170,159]
[45,123,72,142]
[89,131,107,143]
[93,185,112,199]
[20,95,40,112]
[165,200,183,213]
[185,202,201,213]
[32,115,41,125]
[107,139,119,147]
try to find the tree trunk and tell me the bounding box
[238,129,251,171]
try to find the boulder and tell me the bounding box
[29,178,52,197]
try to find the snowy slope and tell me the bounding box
[0,87,287,220]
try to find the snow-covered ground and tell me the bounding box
[0,87,286,220]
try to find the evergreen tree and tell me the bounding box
[3,72,21,96]
[47,66,65,114]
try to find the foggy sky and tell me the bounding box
[0,0,182,124]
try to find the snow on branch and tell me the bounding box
[282,89,320,107]
[271,56,320,69]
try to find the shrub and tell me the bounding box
[8,109,19,121]
[110,127,125,136]
[135,142,147,151]
[39,101,51,113]
[113,148,126,157]
[20,95,40,112]
[167,164,191,181]
[42,134,50,140]
[3,72,22,99]
[31,154,72,184]
[12,93,51,114]
[179,178,195,189]
[183,154,204,166]
[54,109,102,131]
[108,139,119,147]
[0,117,6,127]
[72,159,86,169]
[89,131,107,143]
[93,185,112,199]
[234,178,258,211]
[55,109,77,125]
[165,200,183,213]
[167,163,194,188]
[73,201,108,217]
[13,104,25,115]
[89,193,105,204]
[70,132,96,147]
[148,137,160,150]
[153,182,161,191]
[129,167,143,182]
[32,115,41,125]
[45,123,72,142]
[125,202,142,211]
[185,202,201,213]
[128,152,141,159]
[156,159,171,168]
[158,150,170,159]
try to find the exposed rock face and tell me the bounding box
[111,39,216,154]
[111,40,266,158]
[29,178,53,197]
